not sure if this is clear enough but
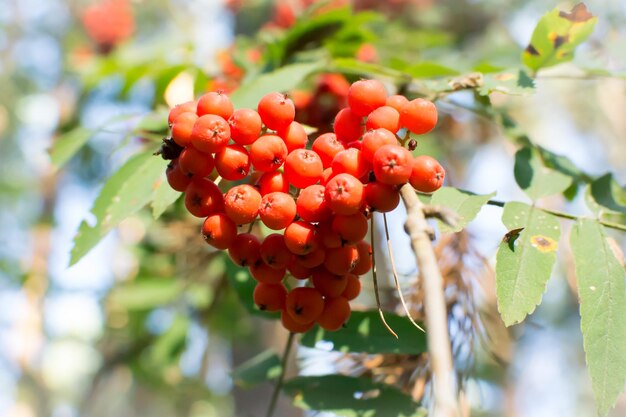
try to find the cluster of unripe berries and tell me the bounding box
[164,79,445,333]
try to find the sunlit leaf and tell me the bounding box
[522,3,597,72]
[232,350,282,388]
[404,61,460,78]
[108,279,183,310]
[49,127,92,169]
[478,70,535,96]
[148,315,189,367]
[70,151,166,265]
[514,146,573,200]
[495,202,560,326]
[589,173,626,214]
[230,62,323,109]
[283,375,425,417]
[300,310,426,354]
[571,219,626,416]
[429,187,495,233]
[152,173,181,219]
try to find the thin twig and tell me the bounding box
[370,216,398,338]
[382,212,425,333]
[266,331,295,417]
[400,184,459,417]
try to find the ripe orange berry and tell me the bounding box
[171,112,198,147]
[296,184,332,222]
[258,92,295,130]
[385,94,409,113]
[168,101,197,125]
[372,144,413,185]
[202,213,237,249]
[312,268,348,298]
[347,79,387,117]
[333,108,364,143]
[253,283,287,312]
[331,212,368,244]
[361,128,397,162]
[250,262,286,284]
[277,121,308,152]
[409,155,445,193]
[284,220,319,255]
[228,233,261,267]
[224,184,262,225]
[229,108,262,145]
[351,241,372,275]
[320,167,335,186]
[331,148,370,179]
[179,147,215,178]
[324,246,359,276]
[184,178,224,217]
[288,259,314,280]
[256,171,290,195]
[215,144,250,181]
[364,181,400,213]
[316,296,351,331]
[312,133,345,168]
[399,98,438,135]
[191,114,231,153]
[258,192,296,230]
[341,274,361,300]
[249,135,288,172]
[285,287,324,324]
[324,173,365,215]
[284,149,323,189]
[281,309,315,333]
[166,159,192,192]
[197,91,234,120]
[317,221,342,248]
[295,247,326,269]
[260,233,293,269]
[366,105,400,133]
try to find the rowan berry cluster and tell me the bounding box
[164,79,445,333]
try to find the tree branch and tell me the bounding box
[400,184,459,417]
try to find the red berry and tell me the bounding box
[385,94,409,113]
[361,128,397,162]
[253,283,287,311]
[168,101,196,125]
[372,144,413,185]
[249,135,288,172]
[331,212,368,245]
[347,79,387,117]
[399,98,438,135]
[228,233,261,267]
[171,112,198,147]
[229,108,262,145]
[256,171,290,195]
[260,234,293,269]
[366,105,400,133]
[333,108,364,143]
[184,178,224,217]
[258,92,295,130]
[191,114,231,153]
[312,268,348,297]
[223,184,262,225]
[277,121,308,152]
[179,147,215,178]
[324,173,364,215]
[202,213,237,249]
[285,287,324,324]
[166,159,192,192]
[324,246,359,276]
[258,192,296,230]
[296,184,332,223]
[284,221,319,255]
[312,133,345,168]
[331,148,370,179]
[409,155,445,193]
[197,91,234,120]
[250,262,286,284]
[316,296,351,331]
[284,149,324,189]
[215,144,250,181]
[364,181,400,212]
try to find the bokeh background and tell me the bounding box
[1,0,626,416]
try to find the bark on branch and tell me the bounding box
[400,184,460,417]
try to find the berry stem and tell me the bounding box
[382,212,424,332]
[265,331,295,417]
[400,184,459,416]
[370,216,399,339]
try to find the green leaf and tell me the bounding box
[134,109,169,133]
[495,202,560,326]
[224,256,279,319]
[589,174,626,214]
[232,350,282,388]
[514,146,573,200]
[283,375,425,417]
[50,127,92,169]
[571,219,626,416]
[148,315,189,367]
[151,174,181,219]
[405,61,460,78]
[108,279,183,310]
[70,151,167,265]
[522,3,597,72]
[429,187,495,233]
[300,310,426,354]
[478,70,535,96]
[230,61,323,109]
[331,57,409,80]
